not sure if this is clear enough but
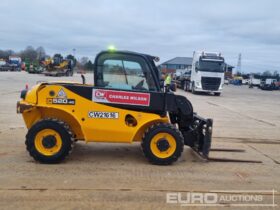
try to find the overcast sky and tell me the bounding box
[0,0,279,73]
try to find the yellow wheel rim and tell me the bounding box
[34,129,62,156]
[150,133,177,158]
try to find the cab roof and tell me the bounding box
[96,50,159,62]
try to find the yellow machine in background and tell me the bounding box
[41,58,52,67]
[42,54,74,77]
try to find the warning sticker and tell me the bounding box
[92,89,150,106]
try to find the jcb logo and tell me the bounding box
[95,90,106,99]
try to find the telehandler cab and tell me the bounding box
[17,50,213,165]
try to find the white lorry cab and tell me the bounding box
[190,51,225,96]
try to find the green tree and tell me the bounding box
[273,70,279,77]
[85,60,94,71]
[0,49,15,59]
[80,57,89,65]
[53,53,63,59]
[20,46,38,62]
[66,54,77,66]
[36,46,46,60]
[262,70,272,77]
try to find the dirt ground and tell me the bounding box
[0,72,279,209]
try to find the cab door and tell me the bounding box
[85,52,166,142]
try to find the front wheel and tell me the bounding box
[141,123,184,165]
[214,92,221,96]
[25,118,74,163]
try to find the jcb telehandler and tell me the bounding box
[17,50,212,165]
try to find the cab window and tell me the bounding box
[96,54,157,92]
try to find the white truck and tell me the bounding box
[248,76,261,88]
[8,56,22,71]
[177,51,225,96]
[259,78,278,90]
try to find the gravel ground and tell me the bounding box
[0,72,279,209]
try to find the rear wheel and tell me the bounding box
[25,118,74,163]
[141,123,184,165]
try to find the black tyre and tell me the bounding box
[191,82,196,94]
[214,92,221,96]
[180,81,184,90]
[25,118,74,164]
[183,81,187,91]
[184,81,190,92]
[141,123,184,165]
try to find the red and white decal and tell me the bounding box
[92,89,150,106]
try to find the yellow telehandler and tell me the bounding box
[17,50,213,165]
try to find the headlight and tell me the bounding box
[195,81,201,87]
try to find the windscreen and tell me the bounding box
[96,53,157,92]
[10,59,19,64]
[198,60,225,72]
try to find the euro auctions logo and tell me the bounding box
[166,190,277,207]
[167,192,218,206]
